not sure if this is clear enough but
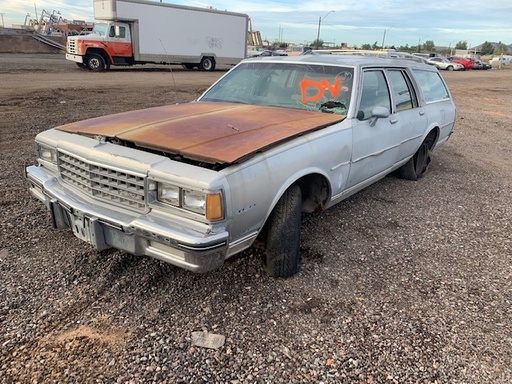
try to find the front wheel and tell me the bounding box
[199,56,216,72]
[447,65,454,71]
[397,140,432,180]
[264,184,302,278]
[86,53,108,71]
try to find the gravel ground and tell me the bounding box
[0,54,511,383]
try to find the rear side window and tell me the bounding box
[412,70,450,102]
[387,70,417,112]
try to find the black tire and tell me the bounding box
[398,140,432,180]
[199,56,216,72]
[182,63,195,70]
[264,184,302,278]
[86,53,108,71]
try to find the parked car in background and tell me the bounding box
[251,50,288,57]
[447,56,475,69]
[473,59,492,70]
[490,56,512,67]
[25,55,456,278]
[427,56,464,71]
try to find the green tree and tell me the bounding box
[312,39,324,49]
[397,44,411,52]
[494,42,509,55]
[423,40,435,52]
[480,41,494,55]
[455,40,468,50]
[371,41,379,50]
[361,43,372,50]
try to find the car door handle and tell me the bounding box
[390,119,398,124]
[419,110,426,116]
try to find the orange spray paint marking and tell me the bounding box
[300,78,341,103]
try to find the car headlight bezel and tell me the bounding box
[156,182,224,221]
[36,143,58,165]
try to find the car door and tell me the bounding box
[346,69,400,189]
[386,69,427,163]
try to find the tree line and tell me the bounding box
[277,39,510,56]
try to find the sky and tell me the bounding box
[2,0,511,48]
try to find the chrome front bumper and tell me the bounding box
[26,165,228,273]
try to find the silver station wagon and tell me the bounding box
[26,55,456,278]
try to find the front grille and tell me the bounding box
[58,152,146,211]
[67,39,76,54]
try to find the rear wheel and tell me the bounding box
[86,53,108,71]
[199,56,216,72]
[398,140,432,180]
[447,65,454,71]
[264,184,302,278]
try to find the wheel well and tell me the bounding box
[86,48,110,63]
[296,173,330,214]
[425,128,439,150]
[255,173,330,249]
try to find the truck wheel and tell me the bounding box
[199,57,216,72]
[264,184,302,278]
[86,54,107,71]
[397,140,432,180]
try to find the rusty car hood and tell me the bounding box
[57,102,345,164]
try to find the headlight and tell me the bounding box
[37,144,57,164]
[158,184,180,205]
[183,189,206,213]
[157,182,224,220]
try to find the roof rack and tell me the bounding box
[308,49,429,64]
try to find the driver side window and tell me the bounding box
[357,70,391,121]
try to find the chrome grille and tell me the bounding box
[58,152,146,211]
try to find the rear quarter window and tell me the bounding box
[412,69,450,103]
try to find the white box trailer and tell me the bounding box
[66,0,249,71]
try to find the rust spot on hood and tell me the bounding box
[57,102,345,164]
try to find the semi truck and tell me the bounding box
[66,0,249,71]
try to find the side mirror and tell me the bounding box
[369,106,390,127]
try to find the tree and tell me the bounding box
[361,43,372,50]
[397,44,411,53]
[371,41,379,50]
[423,40,435,52]
[455,40,468,50]
[312,39,324,49]
[480,41,494,55]
[494,42,509,55]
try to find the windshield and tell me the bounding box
[200,62,354,115]
[92,23,108,36]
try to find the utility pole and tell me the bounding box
[381,26,393,49]
[315,10,334,50]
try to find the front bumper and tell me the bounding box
[26,165,228,273]
[65,53,83,64]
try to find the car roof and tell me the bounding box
[244,53,435,71]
